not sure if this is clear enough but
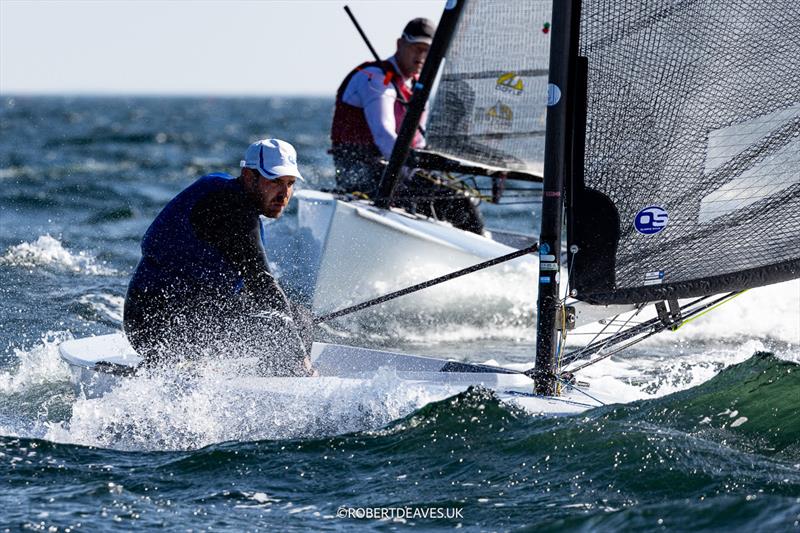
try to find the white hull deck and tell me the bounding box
[58,334,612,415]
[266,190,538,315]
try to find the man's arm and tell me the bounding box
[190,189,292,314]
[190,190,314,375]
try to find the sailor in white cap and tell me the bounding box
[239,138,304,218]
[123,139,314,376]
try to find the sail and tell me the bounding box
[420,0,552,178]
[570,0,800,305]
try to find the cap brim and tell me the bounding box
[255,165,304,182]
[402,35,433,45]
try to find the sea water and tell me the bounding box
[1,96,798,531]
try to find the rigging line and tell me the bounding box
[610,303,643,339]
[555,248,578,394]
[556,377,607,406]
[386,194,488,201]
[415,171,485,198]
[555,300,567,395]
[588,320,649,330]
[474,194,544,198]
[564,296,721,372]
[562,316,664,366]
[562,293,738,370]
[599,318,648,324]
[565,304,646,364]
[472,188,543,193]
[436,172,477,186]
[665,292,743,329]
[671,290,748,331]
[579,319,648,328]
[313,244,538,324]
[565,329,648,336]
[606,304,645,342]
[569,310,623,360]
[568,306,646,369]
[562,246,577,305]
[565,255,632,359]
[566,329,659,373]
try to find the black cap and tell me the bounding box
[401,18,436,45]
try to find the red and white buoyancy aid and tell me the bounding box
[330,59,422,154]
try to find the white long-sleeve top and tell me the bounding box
[340,56,426,159]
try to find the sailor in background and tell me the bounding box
[330,17,484,234]
[123,139,314,376]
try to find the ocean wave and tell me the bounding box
[0,235,117,276]
[0,326,795,459]
[3,358,797,531]
[0,166,36,180]
[600,352,800,461]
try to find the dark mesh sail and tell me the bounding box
[421,0,551,177]
[570,0,800,305]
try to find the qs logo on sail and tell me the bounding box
[496,72,524,95]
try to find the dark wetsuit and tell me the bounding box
[123,173,311,376]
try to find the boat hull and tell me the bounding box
[58,334,609,414]
[265,190,538,316]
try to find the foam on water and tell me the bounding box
[0,332,74,439]
[75,292,125,325]
[0,235,117,276]
[45,366,465,451]
[570,339,778,398]
[0,331,72,396]
[0,332,463,450]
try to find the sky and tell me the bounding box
[0,0,443,96]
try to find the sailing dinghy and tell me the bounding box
[60,0,800,413]
[266,0,551,315]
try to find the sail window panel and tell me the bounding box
[699,138,799,224]
[424,0,552,175]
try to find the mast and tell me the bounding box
[533,0,582,395]
[374,0,467,208]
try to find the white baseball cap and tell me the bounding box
[240,138,304,181]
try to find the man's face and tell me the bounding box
[244,171,296,218]
[395,39,430,78]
